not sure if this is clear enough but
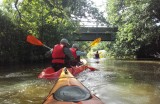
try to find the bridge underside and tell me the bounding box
[74,27,117,41]
[74,32,116,41]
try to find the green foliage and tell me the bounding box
[0,0,107,64]
[106,0,160,59]
[0,9,28,64]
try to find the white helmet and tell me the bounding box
[60,38,70,45]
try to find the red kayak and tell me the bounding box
[38,59,96,79]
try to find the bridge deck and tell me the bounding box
[75,27,117,41]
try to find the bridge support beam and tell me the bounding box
[74,27,117,41]
[74,32,116,41]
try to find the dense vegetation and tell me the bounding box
[0,0,159,65]
[0,0,106,65]
[106,0,160,59]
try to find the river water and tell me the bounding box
[0,59,160,104]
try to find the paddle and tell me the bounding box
[26,35,96,74]
[90,37,101,47]
[85,37,101,50]
[26,35,51,50]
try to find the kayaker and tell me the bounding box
[70,43,86,66]
[95,51,100,59]
[51,38,75,71]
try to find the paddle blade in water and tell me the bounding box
[90,38,101,47]
[27,35,43,46]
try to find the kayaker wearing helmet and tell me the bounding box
[51,38,75,71]
[70,43,86,66]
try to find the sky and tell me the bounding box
[92,0,106,13]
[80,0,107,27]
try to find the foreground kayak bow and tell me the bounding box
[42,67,104,104]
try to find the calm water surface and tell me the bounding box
[0,59,160,104]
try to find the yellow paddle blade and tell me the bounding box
[90,38,101,47]
[80,59,87,65]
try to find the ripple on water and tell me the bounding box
[1,58,160,104]
[0,78,56,104]
[0,72,33,79]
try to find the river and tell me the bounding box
[0,58,160,104]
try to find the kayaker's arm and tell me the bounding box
[45,49,53,58]
[63,47,75,61]
[76,51,87,56]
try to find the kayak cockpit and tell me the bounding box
[53,86,91,102]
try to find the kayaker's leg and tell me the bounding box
[52,63,65,71]
[70,60,78,66]
[65,63,72,68]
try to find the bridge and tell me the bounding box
[74,27,118,41]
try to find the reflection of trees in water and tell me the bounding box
[130,66,160,82]
[105,60,160,83]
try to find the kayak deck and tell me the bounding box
[42,68,104,104]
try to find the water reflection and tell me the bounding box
[86,59,160,104]
[0,59,160,104]
[0,77,55,104]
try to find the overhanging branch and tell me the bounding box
[15,0,21,20]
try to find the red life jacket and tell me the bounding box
[70,48,81,63]
[70,48,77,58]
[52,44,65,64]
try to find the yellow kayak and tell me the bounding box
[42,67,104,104]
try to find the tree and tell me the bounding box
[106,0,160,59]
[0,0,108,64]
